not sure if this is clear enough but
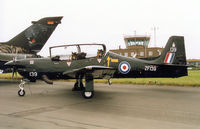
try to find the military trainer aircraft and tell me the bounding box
[5,36,188,99]
[0,16,63,74]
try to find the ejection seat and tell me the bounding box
[97,49,104,58]
[71,52,86,60]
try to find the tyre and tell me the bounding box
[18,89,25,96]
[82,90,94,99]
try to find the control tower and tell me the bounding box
[124,35,150,49]
[110,35,163,58]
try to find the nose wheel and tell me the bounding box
[18,79,27,97]
[18,89,25,96]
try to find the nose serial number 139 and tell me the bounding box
[29,72,38,77]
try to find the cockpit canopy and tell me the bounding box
[49,43,106,61]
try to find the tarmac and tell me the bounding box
[0,79,200,129]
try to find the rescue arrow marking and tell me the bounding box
[107,56,119,67]
[107,56,111,67]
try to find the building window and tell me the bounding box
[149,51,153,56]
[124,52,128,57]
[140,51,144,56]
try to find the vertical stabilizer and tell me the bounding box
[156,36,187,65]
[5,16,63,53]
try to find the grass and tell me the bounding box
[0,73,22,79]
[67,70,200,87]
[94,70,200,87]
[0,70,199,86]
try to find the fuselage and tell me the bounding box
[10,51,187,81]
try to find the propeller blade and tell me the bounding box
[11,66,17,79]
[15,71,17,78]
[12,69,15,79]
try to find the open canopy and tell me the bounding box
[49,43,106,61]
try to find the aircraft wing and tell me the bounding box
[63,65,116,79]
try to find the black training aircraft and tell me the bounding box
[5,36,188,99]
[0,16,63,73]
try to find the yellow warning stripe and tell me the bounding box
[111,58,118,62]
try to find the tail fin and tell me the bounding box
[5,16,63,53]
[156,36,187,65]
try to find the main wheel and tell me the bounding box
[18,89,25,96]
[82,90,94,99]
[72,82,84,91]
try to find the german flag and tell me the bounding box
[31,39,36,43]
[47,21,54,25]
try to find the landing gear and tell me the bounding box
[82,74,94,99]
[73,74,94,99]
[82,90,94,99]
[72,81,84,91]
[108,79,112,85]
[18,79,27,97]
[18,89,25,96]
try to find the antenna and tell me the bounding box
[151,26,159,47]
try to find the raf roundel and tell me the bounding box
[118,61,131,74]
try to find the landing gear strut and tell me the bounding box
[18,79,27,96]
[72,74,94,99]
[72,78,84,91]
[81,74,94,99]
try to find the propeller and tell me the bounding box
[11,56,18,79]
[11,66,18,79]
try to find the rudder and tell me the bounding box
[156,36,187,65]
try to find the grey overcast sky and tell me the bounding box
[1,0,200,59]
